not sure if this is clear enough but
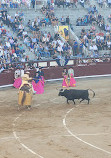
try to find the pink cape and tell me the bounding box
[32,80,44,94]
[41,76,45,87]
[69,74,76,87]
[13,77,22,89]
[62,75,69,88]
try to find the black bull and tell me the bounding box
[58,89,95,104]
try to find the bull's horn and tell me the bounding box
[56,88,62,90]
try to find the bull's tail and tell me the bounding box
[21,91,26,105]
[88,89,95,98]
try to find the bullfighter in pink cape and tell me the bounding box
[62,68,69,88]
[69,73,76,87]
[68,67,76,87]
[38,67,45,87]
[32,72,44,94]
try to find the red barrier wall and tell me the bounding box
[0,62,111,86]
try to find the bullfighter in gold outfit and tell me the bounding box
[18,72,34,110]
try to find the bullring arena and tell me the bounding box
[0,77,111,158]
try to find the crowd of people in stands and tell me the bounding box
[25,3,72,60]
[55,0,87,8]
[0,0,34,9]
[78,56,111,65]
[74,3,111,57]
[41,4,58,26]
[76,5,98,26]
[0,4,72,67]
[0,0,111,9]
[97,0,111,8]
[0,59,37,73]
[0,0,111,73]
[0,8,29,66]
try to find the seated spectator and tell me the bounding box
[21,56,26,62]
[45,16,50,26]
[61,16,65,25]
[89,44,94,51]
[98,0,103,8]
[41,5,46,14]
[40,18,46,27]
[66,0,70,8]
[105,24,110,32]
[91,25,96,31]
[80,0,84,8]
[93,5,98,13]
[88,5,93,14]
[108,0,111,7]
[76,17,81,26]
[93,43,98,52]
[108,14,111,23]
[0,64,4,73]
[107,40,111,50]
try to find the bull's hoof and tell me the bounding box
[27,106,31,110]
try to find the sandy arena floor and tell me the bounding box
[0,77,111,158]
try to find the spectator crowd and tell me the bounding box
[0,0,111,74]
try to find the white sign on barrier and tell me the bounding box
[50,61,58,67]
[38,62,47,67]
[67,60,74,65]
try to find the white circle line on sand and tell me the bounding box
[63,108,111,155]
[0,136,28,140]
[12,98,61,158]
[76,133,110,136]
[0,137,15,140]
[12,112,44,158]
[50,98,66,104]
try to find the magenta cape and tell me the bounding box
[32,80,44,94]
[62,75,69,88]
[69,74,76,87]
[13,78,22,89]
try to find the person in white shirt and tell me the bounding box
[96,33,100,40]
[22,30,27,39]
[57,39,64,47]
[6,41,11,48]
[15,11,19,17]
[21,56,26,62]
[42,35,46,43]
[89,44,94,51]
[57,44,63,53]
[107,40,111,49]
[9,37,14,44]
[19,24,24,30]
[93,44,98,52]
[68,67,74,77]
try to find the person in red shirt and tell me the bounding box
[11,46,15,54]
